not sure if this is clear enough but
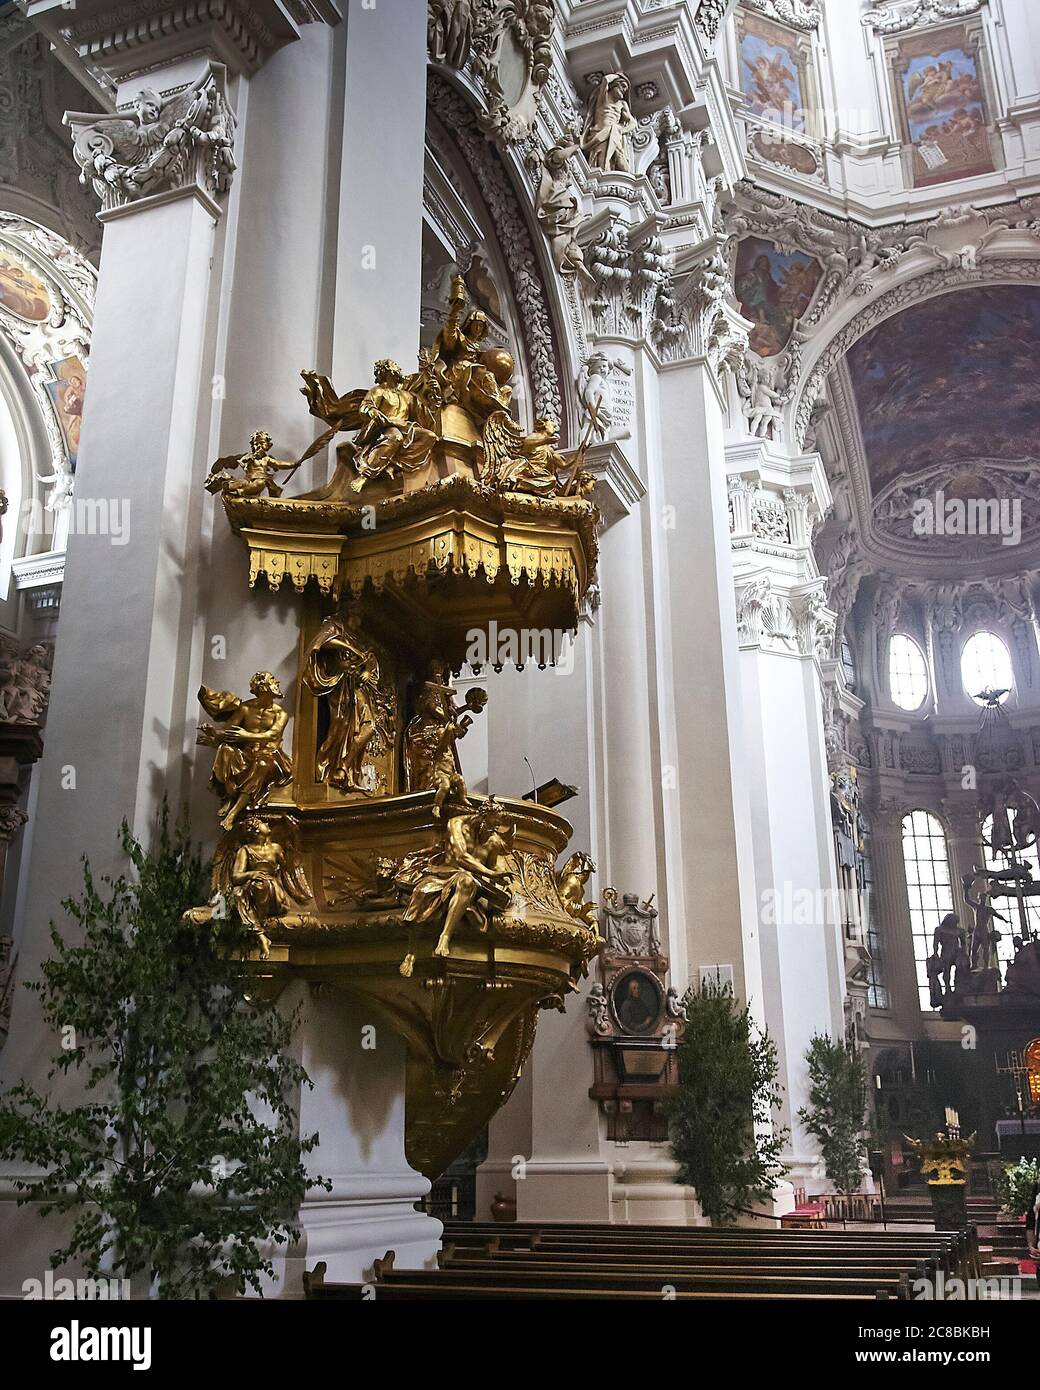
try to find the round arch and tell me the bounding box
[792,262,1040,448]
[426,73,577,445]
[0,215,95,612]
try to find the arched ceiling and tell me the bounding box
[836,284,1040,567]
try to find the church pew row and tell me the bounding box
[303,1259,913,1300]
[437,1246,942,1280]
[442,1237,966,1276]
[441,1221,979,1280]
[444,1219,970,1244]
[306,1280,883,1301]
[302,1237,950,1301]
[299,1221,980,1300]
[443,1220,967,1244]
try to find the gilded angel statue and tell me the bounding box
[481,413,593,499]
[205,429,298,498]
[299,356,439,494]
[185,814,312,959]
[196,671,293,829]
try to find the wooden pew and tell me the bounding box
[300,1219,977,1301]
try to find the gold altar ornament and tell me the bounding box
[905,1131,976,1185]
[191,280,600,1176]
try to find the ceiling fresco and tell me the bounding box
[844,285,1040,556]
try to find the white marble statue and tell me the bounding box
[581,73,637,173]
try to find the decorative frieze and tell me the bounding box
[736,575,798,649]
[743,0,823,32]
[737,576,837,661]
[693,0,734,46]
[582,220,689,360]
[862,1,989,35]
[795,585,836,661]
[429,0,554,142]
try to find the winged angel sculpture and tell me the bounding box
[297,275,595,498]
[67,69,235,207]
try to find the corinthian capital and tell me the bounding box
[65,62,236,219]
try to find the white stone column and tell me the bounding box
[866,802,923,1044]
[652,356,765,1015]
[1,1,442,1295]
[737,619,847,1180]
[262,986,438,1291]
[0,60,238,1293]
[726,439,847,1185]
[203,0,439,1284]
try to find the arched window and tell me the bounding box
[901,810,954,1011]
[889,634,928,711]
[961,631,1013,705]
[840,636,856,691]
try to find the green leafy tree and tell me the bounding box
[798,1033,868,1194]
[669,978,788,1224]
[0,808,322,1298]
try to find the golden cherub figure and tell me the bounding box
[556,851,598,929]
[196,671,293,829]
[205,429,298,498]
